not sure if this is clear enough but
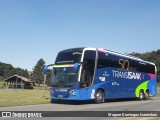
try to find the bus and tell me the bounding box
[44,47,157,103]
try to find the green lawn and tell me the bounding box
[0,89,50,107]
[153,117,160,120]
[0,81,51,107]
[0,80,159,107]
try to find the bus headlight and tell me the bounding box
[50,89,54,95]
[69,89,76,95]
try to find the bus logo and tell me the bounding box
[112,70,141,80]
[99,77,105,81]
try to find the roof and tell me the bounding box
[4,75,32,83]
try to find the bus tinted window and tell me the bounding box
[83,51,96,65]
[55,49,83,64]
[109,55,120,68]
[148,64,155,74]
[98,52,155,74]
[97,52,119,68]
[137,62,155,74]
[97,52,109,68]
[129,60,137,71]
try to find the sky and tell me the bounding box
[0,0,160,71]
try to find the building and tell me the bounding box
[4,75,33,89]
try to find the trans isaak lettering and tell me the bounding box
[112,70,142,80]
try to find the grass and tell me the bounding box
[33,84,49,90]
[153,118,160,120]
[0,81,51,107]
[0,89,50,107]
[0,80,159,107]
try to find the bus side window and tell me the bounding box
[97,52,109,68]
[137,62,155,74]
[97,52,119,69]
[129,60,137,71]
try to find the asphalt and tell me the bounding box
[0,97,160,120]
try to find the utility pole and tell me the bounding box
[42,73,47,97]
[42,64,53,97]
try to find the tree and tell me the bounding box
[0,62,29,80]
[32,58,45,87]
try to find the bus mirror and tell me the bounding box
[44,64,54,74]
[74,63,79,72]
[43,65,48,74]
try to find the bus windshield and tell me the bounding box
[55,48,83,64]
[51,67,78,87]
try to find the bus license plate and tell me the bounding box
[58,95,63,98]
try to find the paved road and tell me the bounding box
[0,97,160,111]
[0,97,160,120]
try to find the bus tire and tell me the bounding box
[51,99,55,103]
[139,90,145,100]
[95,90,104,104]
[144,90,149,100]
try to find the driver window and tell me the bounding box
[80,50,96,88]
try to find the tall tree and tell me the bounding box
[0,62,29,80]
[32,59,45,87]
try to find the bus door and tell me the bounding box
[79,50,97,99]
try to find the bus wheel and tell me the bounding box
[144,91,149,100]
[95,90,104,104]
[139,90,145,100]
[51,99,55,103]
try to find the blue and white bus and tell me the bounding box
[44,47,157,103]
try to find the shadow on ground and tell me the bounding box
[50,97,154,105]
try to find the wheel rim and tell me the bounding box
[145,92,149,99]
[96,92,103,103]
[140,92,143,100]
